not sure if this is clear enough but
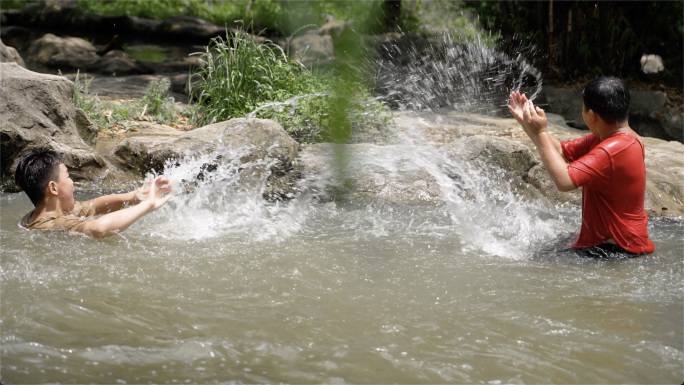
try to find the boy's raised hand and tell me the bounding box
[508,91,533,137]
[136,176,173,203]
[522,98,548,136]
[141,176,173,211]
[508,91,526,123]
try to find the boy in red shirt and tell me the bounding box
[508,76,654,257]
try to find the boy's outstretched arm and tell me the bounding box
[91,177,173,214]
[82,176,173,238]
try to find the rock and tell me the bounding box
[154,15,226,42]
[0,39,25,68]
[297,143,442,203]
[630,90,683,142]
[641,138,684,216]
[88,49,154,76]
[0,26,31,51]
[0,63,106,190]
[26,33,99,71]
[640,54,664,74]
[112,118,299,199]
[289,32,334,68]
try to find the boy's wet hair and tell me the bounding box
[582,76,631,124]
[15,150,63,205]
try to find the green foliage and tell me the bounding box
[413,0,498,46]
[0,0,40,10]
[188,24,390,144]
[139,78,177,124]
[189,27,321,125]
[75,0,417,37]
[70,71,109,128]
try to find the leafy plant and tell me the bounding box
[139,77,177,124]
[188,25,391,144]
[188,27,321,125]
[70,70,109,128]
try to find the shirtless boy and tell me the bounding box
[15,150,173,238]
[508,76,654,256]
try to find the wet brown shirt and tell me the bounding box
[20,200,97,233]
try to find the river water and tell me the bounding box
[2,28,683,384]
[1,126,682,383]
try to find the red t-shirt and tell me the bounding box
[561,132,655,254]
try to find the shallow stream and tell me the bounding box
[2,29,682,384]
[2,126,682,383]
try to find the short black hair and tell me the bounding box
[582,76,630,124]
[14,150,62,205]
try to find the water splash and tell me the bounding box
[139,141,310,242]
[372,32,543,114]
[245,93,328,119]
[138,32,565,258]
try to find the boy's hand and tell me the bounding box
[139,176,173,211]
[136,176,173,203]
[508,91,533,136]
[522,98,548,136]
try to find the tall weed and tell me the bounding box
[188,28,324,126]
[189,27,391,144]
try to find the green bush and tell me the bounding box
[70,71,109,128]
[139,78,177,124]
[189,27,391,144]
[188,27,324,126]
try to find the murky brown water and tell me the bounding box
[2,188,682,383]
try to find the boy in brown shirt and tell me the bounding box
[15,150,173,238]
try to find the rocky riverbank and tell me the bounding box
[1,62,682,217]
[1,1,682,217]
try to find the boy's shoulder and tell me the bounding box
[20,200,97,232]
[598,132,642,155]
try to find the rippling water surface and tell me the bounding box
[1,144,682,383]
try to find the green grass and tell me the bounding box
[188,26,390,144]
[70,72,186,133]
[74,0,417,37]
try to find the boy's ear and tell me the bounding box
[586,109,598,124]
[47,180,59,196]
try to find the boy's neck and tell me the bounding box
[33,197,64,218]
[596,120,631,141]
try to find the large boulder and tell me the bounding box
[303,110,681,216]
[88,50,154,76]
[154,15,226,41]
[0,39,25,68]
[25,33,99,71]
[0,63,106,190]
[112,118,299,199]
